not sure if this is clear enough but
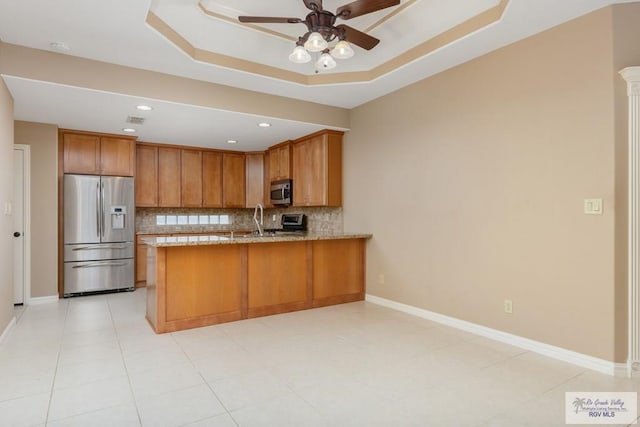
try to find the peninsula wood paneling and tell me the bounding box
[247,241,308,317]
[165,245,244,322]
[146,238,367,333]
[312,239,365,306]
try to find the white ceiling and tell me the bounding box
[0,0,637,150]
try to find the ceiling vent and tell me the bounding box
[126,116,146,125]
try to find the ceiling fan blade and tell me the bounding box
[238,16,303,24]
[335,24,379,50]
[303,0,323,11]
[336,0,400,20]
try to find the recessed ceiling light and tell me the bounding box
[227,139,238,144]
[136,105,153,111]
[122,128,137,133]
[49,42,71,52]
[258,122,271,128]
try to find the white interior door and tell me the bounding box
[13,146,27,304]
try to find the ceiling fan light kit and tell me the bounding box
[239,0,400,71]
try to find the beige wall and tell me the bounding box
[344,6,629,362]
[14,121,58,298]
[0,76,15,336]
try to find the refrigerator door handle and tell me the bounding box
[101,181,105,239]
[71,244,131,251]
[96,181,101,239]
[71,261,129,269]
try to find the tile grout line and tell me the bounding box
[172,328,241,426]
[43,298,70,425]
[200,375,240,427]
[107,294,144,427]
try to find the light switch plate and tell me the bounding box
[584,198,603,215]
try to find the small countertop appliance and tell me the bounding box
[264,213,307,235]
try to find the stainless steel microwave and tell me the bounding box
[270,179,292,206]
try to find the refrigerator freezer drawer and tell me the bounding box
[64,258,134,295]
[64,242,134,262]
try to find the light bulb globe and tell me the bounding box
[289,45,311,63]
[304,32,328,52]
[316,52,336,70]
[331,40,354,59]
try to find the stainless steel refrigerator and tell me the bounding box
[63,174,135,296]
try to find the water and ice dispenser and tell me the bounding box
[110,206,127,230]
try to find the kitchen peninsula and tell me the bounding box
[144,233,371,333]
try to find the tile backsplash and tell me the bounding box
[136,207,343,234]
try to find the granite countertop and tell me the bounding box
[141,232,373,247]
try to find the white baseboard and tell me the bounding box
[0,316,16,345]
[27,295,59,305]
[366,294,626,377]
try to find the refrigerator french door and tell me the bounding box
[63,174,134,296]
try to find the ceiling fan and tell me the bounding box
[238,0,400,70]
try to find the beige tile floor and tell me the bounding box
[1,289,639,426]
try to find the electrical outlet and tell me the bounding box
[272,214,277,222]
[504,299,513,314]
[378,274,385,285]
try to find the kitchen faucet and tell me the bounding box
[253,203,264,236]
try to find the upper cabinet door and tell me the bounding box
[63,133,101,175]
[62,131,135,176]
[100,137,135,176]
[268,143,291,182]
[245,153,264,207]
[222,153,246,208]
[203,151,223,208]
[181,149,203,207]
[135,145,158,207]
[158,147,181,207]
[292,130,343,207]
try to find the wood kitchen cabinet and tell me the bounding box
[181,149,203,207]
[268,142,291,181]
[135,144,158,207]
[145,236,367,333]
[245,152,264,207]
[135,234,158,287]
[292,130,343,207]
[222,153,245,208]
[158,147,181,207]
[202,151,223,208]
[136,142,254,208]
[100,137,136,176]
[62,130,135,176]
